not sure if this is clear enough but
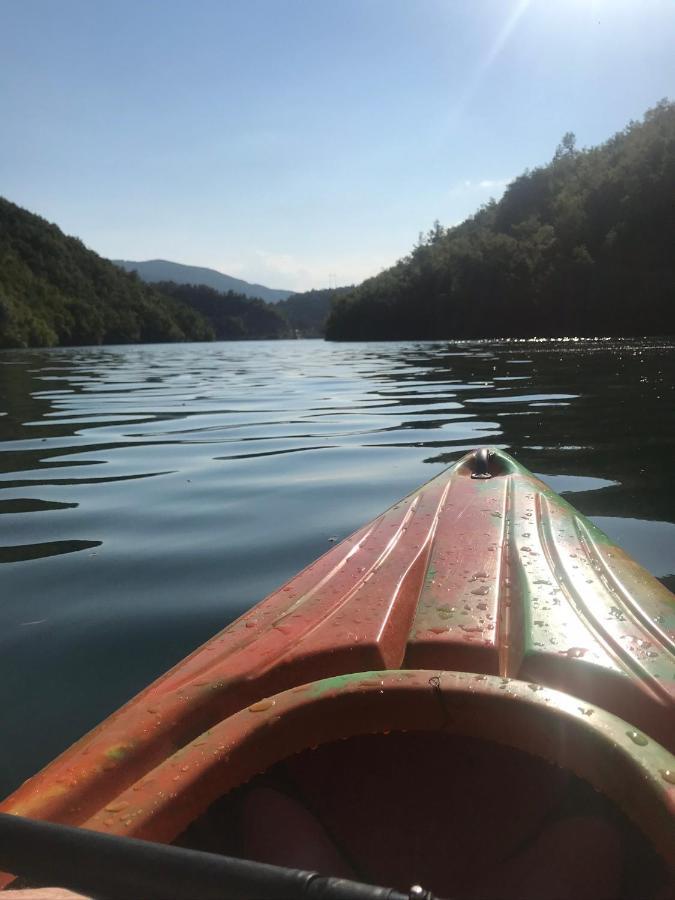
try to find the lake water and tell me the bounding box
[1,337,674,797]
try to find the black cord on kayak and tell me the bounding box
[0,812,443,900]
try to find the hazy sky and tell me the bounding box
[2,0,674,291]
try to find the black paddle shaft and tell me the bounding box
[0,812,441,900]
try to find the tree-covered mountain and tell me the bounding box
[113,259,294,304]
[155,282,349,339]
[154,281,290,340]
[326,101,675,341]
[0,199,214,348]
[275,286,353,337]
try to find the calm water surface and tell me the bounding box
[1,338,674,795]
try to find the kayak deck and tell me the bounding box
[1,448,674,892]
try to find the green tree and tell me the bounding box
[326,101,675,342]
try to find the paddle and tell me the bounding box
[0,812,440,900]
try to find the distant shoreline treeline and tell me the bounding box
[326,100,675,341]
[0,197,341,348]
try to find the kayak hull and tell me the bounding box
[1,448,674,889]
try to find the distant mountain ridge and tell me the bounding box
[113,259,294,304]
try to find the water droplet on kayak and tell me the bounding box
[578,707,594,716]
[564,647,588,658]
[527,683,543,692]
[477,602,488,610]
[104,801,129,812]
[248,699,275,713]
[245,620,257,628]
[471,586,490,596]
[626,730,648,746]
[659,768,675,784]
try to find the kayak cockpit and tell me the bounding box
[177,731,670,900]
[61,669,671,899]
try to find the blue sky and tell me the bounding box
[2,0,674,291]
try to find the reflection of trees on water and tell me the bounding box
[0,349,131,481]
[0,354,53,441]
[359,341,675,525]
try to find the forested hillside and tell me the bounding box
[0,199,214,347]
[156,283,349,339]
[327,101,675,340]
[276,287,352,337]
[155,282,289,340]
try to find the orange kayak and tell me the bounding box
[1,448,673,898]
